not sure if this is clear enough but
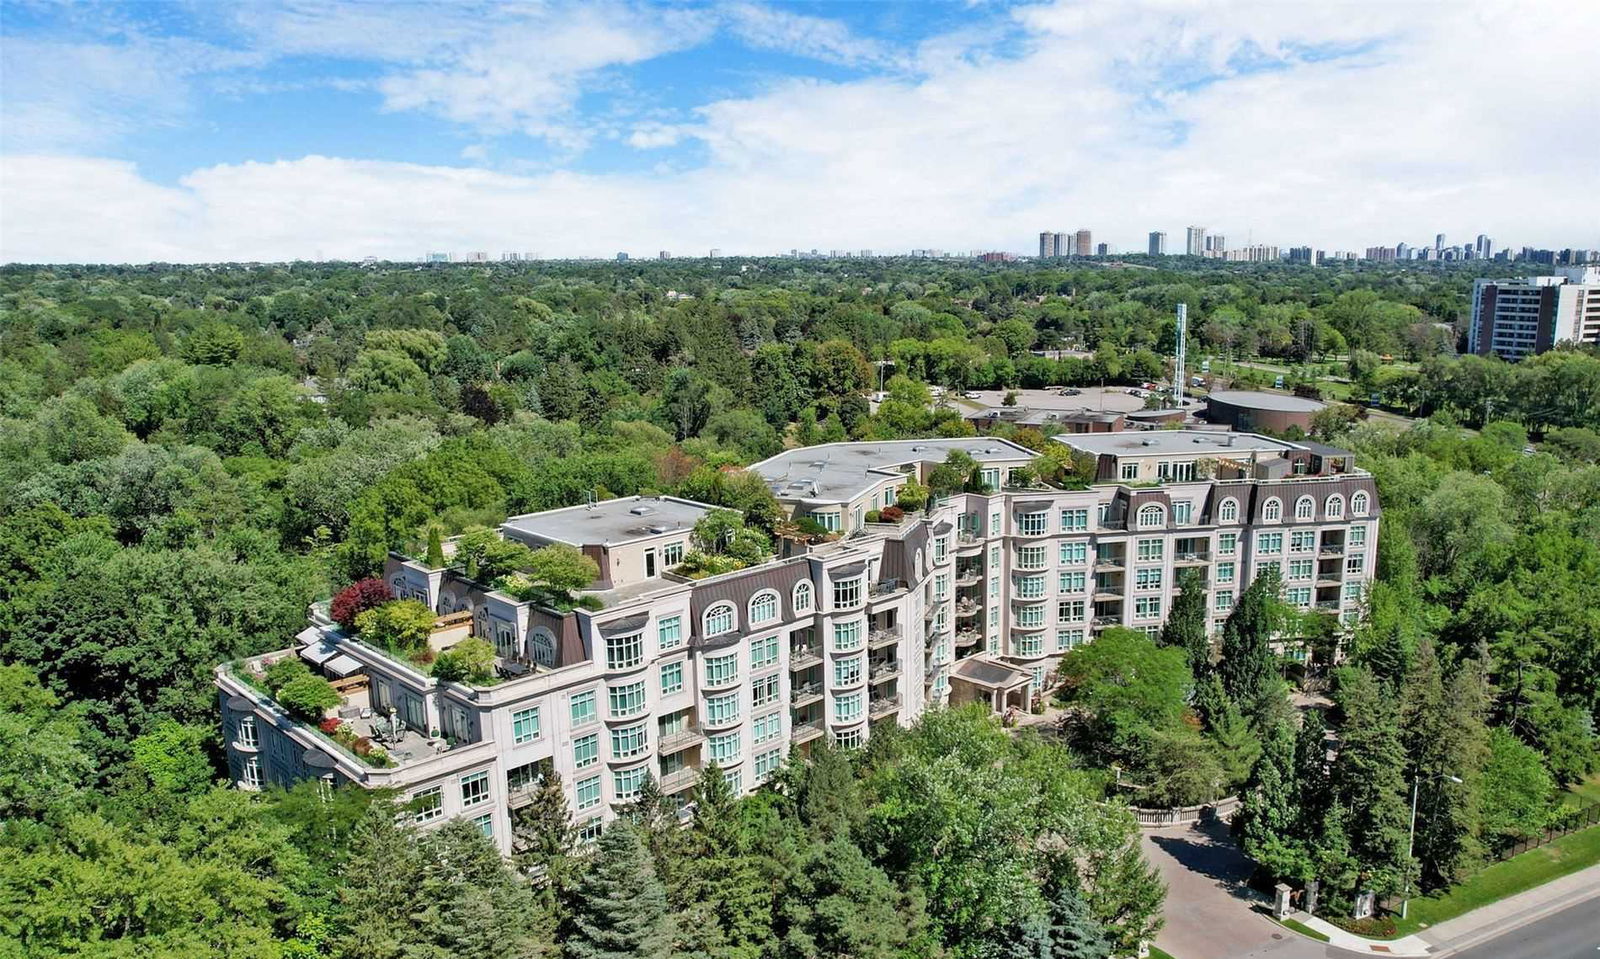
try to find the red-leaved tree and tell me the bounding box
[331,578,393,631]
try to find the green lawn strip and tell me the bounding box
[1276,917,1330,942]
[1561,773,1600,809]
[1391,824,1600,937]
[1147,947,1177,959]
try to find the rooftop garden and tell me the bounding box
[451,527,603,610]
[671,508,775,578]
[231,657,394,767]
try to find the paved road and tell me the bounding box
[1445,894,1598,959]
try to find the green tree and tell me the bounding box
[1159,567,1211,676]
[564,822,675,959]
[128,719,215,797]
[433,637,497,685]
[0,664,92,818]
[1478,728,1554,843]
[276,673,340,720]
[354,600,437,654]
[1332,668,1411,894]
[1218,565,1287,732]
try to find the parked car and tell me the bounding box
[1058,388,1083,396]
[962,391,984,400]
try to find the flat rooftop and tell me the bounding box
[1055,430,1296,458]
[1207,390,1325,413]
[502,495,715,547]
[753,438,1035,504]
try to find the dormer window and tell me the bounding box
[1295,496,1315,521]
[1352,491,1370,516]
[793,580,814,614]
[1136,504,1165,529]
[1263,498,1282,522]
[704,603,736,638]
[1218,497,1239,523]
[1325,495,1345,520]
[749,590,779,626]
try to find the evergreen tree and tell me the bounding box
[426,524,447,568]
[413,820,554,959]
[1292,707,1332,838]
[1401,645,1490,889]
[1159,567,1212,677]
[336,803,426,959]
[512,769,581,903]
[1192,675,1260,790]
[1331,668,1411,894]
[1218,565,1287,732]
[780,837,933,959]
[676,766,776,959]
[564,822,675,959]
[1236,720,1310,881]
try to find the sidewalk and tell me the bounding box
[1281,862,1600,957]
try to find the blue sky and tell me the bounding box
[2,1,1597,262]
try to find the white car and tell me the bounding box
[962,391,984,400]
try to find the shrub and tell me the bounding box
[865,509,882,523]
[318,717,342,734]
[331,578,393,631]
[355,600,437,654]
[264,656,311,693]
[277,674,341,720]
[880,505,905,523]
[433,637,497,685]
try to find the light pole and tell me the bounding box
[1401,771,1462,919]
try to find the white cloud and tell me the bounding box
[723,3,903,69]
[3,0,1597,262]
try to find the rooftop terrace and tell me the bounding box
[752,438,1035,504]
[1054,429,1300,459]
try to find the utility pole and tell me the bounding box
[1402,771,1461,919]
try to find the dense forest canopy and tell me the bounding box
[2,256,1597,956]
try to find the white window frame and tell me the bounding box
[1137,505,1165,529]
[1218,497,1238,523]
[748,590,780,626]
[704,602,736,638]
[793,580,814,613]
[1263,498,1282,522]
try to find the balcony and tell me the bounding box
[954,598,980,617]
[1315,600,1340,611]
[869,578,907,599]
[1095,556,1125,570]
[1316,575,1343,587]
[1092,615,1121,628]
[789,645,822,670]
[869,627,900,649]
[956,533,984,554]
[869,694,902,717]
[955,629,982,648]
[955,569,982,587]
[660,766,700,793]
[658,727,705,753]
[1319,543,1346,557]
[869,659,899,682]
[1174,550,1210,564]
[791,718,824,743]
[792,680,824,706]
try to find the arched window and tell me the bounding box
[1218,497,1239,523]
[1325,494,1345,520]
[749,590,779,626]
[1295,496,1315,521]
[792,580,814,614]
[704,602,736,638]
[1352,491,1370,516]
[1263,498,1282,522]
[1137,504,1165,529]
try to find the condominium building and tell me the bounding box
[217,433,1379,853]
[1468,267,1600,359]
[1149,232,1167,256]
[1075,230,1092,256]
[1039,232,1057,258]
[1185,226,1206,256]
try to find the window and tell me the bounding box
[832,620,863,651]
[1056,629,1085,651]
[1058,600,1086,621]
[749,591,779,626]
[934,573,950,599]
[658,615,683,650]
[1135,568,1164,590]
[755,748,783,781]
[1214,590,1235,612]
[1289,560,1313,581]
[573,733,599,768]
[512,707,540,744]
[611,723,650,758]
[981,468,1001,491]
[834,655,864,687]
[1017,545,1047,569]
[1295,496,1315,521]
[1263,498,1282,522]
[1018,511,1048,536]
[1061,508,1089,532]
[883,485,897,505]
[1343,582,1362,603]
[1349,525,1368,548]
[834,728,863,749]
[1120,462,1139,481]
[704,603,736,637]
[236,715,258,748]
[570,691,597,727]
[1158,461,1197,482]
[1134,596,1161,619]
[753,712,782,744]
[412,785,443,822]
[1218,532,1238,555]
[613,766,649,801]
[609,681,647,718]
[1290,530,1316,553]
[493,621,517,660]
[1325,495,1345,519]
[934,536,949,563]
[833,577,863,609]
[1136,538,1165,561]
[1345,555,1366,575]
[242,755,263,788]
[1016,604,1045,628]
[1097,502,1110,525]
[1015,633,1044,657]
[751,673,780,706]
[473,814,493,839]
[662,541,685,566]
[1219,498,1239,523]
[793,580,814,613]
[705,691,740,726]
[460,771,490,808]
[1216,561,1236,584]
[507,761,541,793]
[660,661,684,695]
[834,692,863,723]
[1256,532,1283,554]
[723,768,743,792]
[808,510,840,532]
[576,775,601,810]
[1287,587,1312,606]
[1059,570,1086,592]
[1352,491,1370,516]
[989,544,1001,565]
[1173,502,1193,525]
[1137,505,1165,529]
[1059,541,1088,564]
[989,607,999,628]
[578,818,604,843]
[987,576,998,598]
[1016,574,1046,598]
[606,632,644,671]
[750,634,779,669]
[708,731,741,765]
[704,653,739,688]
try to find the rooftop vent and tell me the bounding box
[628,505,654,516]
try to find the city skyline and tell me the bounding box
[3,1,1598,263]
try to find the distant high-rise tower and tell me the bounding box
[1075,230,1092,256]
[1148,231,1167,255]
[1095,243,1109,256]
[1186,226,1207,256]
[1476,234,1493,260]
[1053,232,1067,257]
[1039,232,1056,258]
[1210,234,1226,256]
[1435,233,1446,256]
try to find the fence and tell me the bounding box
[1494,800,1600,861]
[1132,796,1240,828]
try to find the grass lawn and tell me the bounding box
[1147,948,1177,959]
[1278,918,1330,942]
[1561,773,1600,810]
[1391,824,1600,936]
